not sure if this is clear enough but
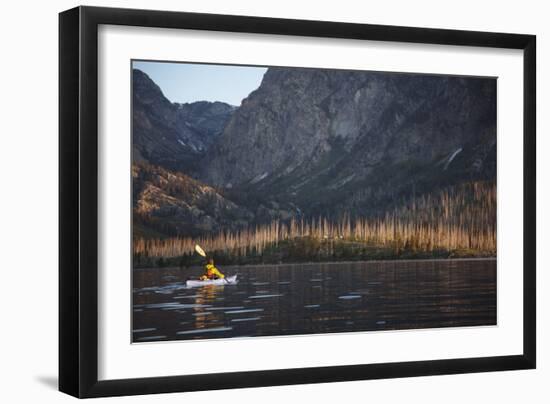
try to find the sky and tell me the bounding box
[133,61,268,106]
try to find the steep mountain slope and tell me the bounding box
[201,67,496,217]
[132,69,235,172]
[133,162,252,238]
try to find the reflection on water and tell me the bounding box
[132,259,496,342]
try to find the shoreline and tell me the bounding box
[133,256,497,271]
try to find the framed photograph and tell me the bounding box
[59,6,536,398]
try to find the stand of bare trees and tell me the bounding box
[134,181,496,260]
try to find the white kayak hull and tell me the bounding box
[186,275,237,288]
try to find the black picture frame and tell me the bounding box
[59,5,536,398]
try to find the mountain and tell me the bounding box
[200,67,496,218]
[133,66,496,238]
[132,162,252,238]
[175,101,237,145]
[132,69,235,172]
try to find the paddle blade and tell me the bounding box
[194,244,207,257]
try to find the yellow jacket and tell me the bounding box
[204,263,224,279]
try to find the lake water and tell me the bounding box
[132,259,496,342]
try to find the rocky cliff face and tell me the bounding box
[201,67,496,217]
[132,69,235,172]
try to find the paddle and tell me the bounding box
[194,244,207,257]
[194,244,229,284]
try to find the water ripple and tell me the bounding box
[338,295,362,300]
[176,327,232,335]
[248,294,283,299]
[225,308,264,314]
[231,317,261,322]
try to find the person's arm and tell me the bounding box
[213,267,225,278]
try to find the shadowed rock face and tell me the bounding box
[200,67,496,217]
[132,69,235,173]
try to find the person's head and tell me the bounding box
[207,257,214,265]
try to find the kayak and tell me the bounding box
[186,275,238,288]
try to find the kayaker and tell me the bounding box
[200,257,225,281]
